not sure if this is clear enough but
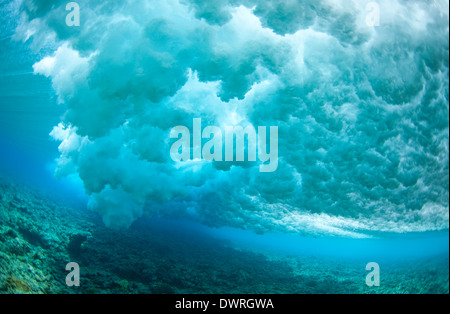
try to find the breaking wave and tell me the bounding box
[11,0,449,237]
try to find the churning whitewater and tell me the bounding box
[9,0,450,238]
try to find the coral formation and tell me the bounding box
[1,276,31,293]
[67,234,88,258]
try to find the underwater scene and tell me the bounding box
[0,0,449,295]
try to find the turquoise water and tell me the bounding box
[0,0,449,294]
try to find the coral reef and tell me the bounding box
[0,175,448,294]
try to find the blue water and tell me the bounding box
[136,217,449,260]
[0,0,448,294]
